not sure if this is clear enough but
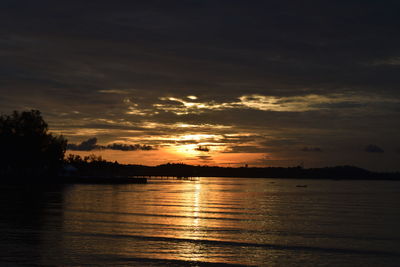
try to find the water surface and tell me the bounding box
[1,178,400,266]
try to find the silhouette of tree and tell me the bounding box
[0,110,67,180]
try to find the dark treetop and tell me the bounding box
[0,110,67,180]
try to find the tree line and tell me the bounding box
[0,110,66,180]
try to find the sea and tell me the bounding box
[1,177,400,266]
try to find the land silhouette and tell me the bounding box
[1,110,399,183]
[64,157,400,180]
[0,110,66,181]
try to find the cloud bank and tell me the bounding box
[67,138,155,151]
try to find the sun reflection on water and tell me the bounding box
[59,179,284,265]
[172,181,206,262]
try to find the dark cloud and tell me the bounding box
[365,144,384,153]
[67,137,98,151]
[310,102,365,109]
[196,155,213,161]
[301,147,323,152]
[2,1,400,99]
[195,145,210,152]
[106,143,154,151]
[223,145,266,154]
[67,137,154,151]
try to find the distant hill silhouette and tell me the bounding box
[135,163,400,180]
[64,157,400,180]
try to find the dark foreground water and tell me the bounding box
[1,178,400,266]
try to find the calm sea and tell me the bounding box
[1,178,400,266]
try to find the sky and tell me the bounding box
[1,1,400,171]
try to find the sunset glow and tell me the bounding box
[1,1,399,171]
[3,2,400,267]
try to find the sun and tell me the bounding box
[167,134,222,159]
[173,144,201,157]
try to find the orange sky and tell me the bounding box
[67,146,269,167]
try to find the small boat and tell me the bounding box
[296,185,308,188]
